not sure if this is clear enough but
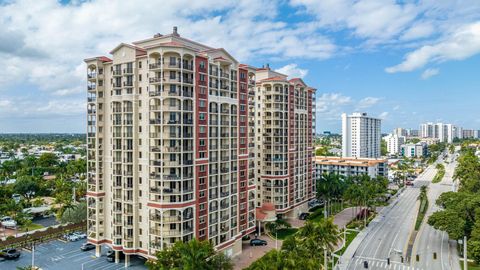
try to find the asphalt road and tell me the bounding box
[411,152,461,270]
[346,183,421,270]
[344,152,461,270]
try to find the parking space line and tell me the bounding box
[96,263,123,270]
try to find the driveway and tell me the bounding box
[232,234,281,270]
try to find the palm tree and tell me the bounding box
[297,219,341,269]
[147,239,232,270]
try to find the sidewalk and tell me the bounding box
[233,206,366,269]
[336,188,406,270]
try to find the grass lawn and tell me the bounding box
[19,223,44,232]
[337,230,359,256]
[432,168,445,183]
[274,228,298,240]
[414,196,428,230]
[460,260,480,270]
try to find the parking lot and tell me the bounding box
[0,239,148,270]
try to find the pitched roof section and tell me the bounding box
[83,56,112,63]
[258,76,288,83]
[109,43,146,54]
[289,78,307,87]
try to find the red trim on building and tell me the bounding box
[147,201,196,208]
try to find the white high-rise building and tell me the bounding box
[420,122,434,138]
[393,128,407,137]
[341,112,381,158]
[434,123,448,142]
[421,122,461,143]
[445,124,463,143]
[383,134,405,156]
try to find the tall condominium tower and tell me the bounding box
[254,67,316,220]
[85,27,256,262]
[84,27,316,264]
[341,112,381,158]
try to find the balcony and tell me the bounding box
[164,146,180,153]
[166,62,181,69]
[113,70,122,76]
[149,63,161,70]
[149,77,163,84]
[123,68,133,74]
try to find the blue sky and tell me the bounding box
[0,0,479,133]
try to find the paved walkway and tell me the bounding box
[232,235,282,270]
[233,207,365,269]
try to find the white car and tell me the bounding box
[1,216,17,228]
[73,232,87,239]
[67,234,79,242]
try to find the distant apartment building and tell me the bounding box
[407,129,419,137]
[393,128,407,137]
[315,156,388,179]
[462,129,480,139]
[383,134,405,156]
[401,143,428,158]
[341,112,381,158]
[84,27,315,262]
[421,122,461,143]
[420,122,434,138]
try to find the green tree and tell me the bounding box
[265,219,291,235]
[13,175,39,203]
[37,152,59,168]
[59,202,87,224]
[381,140,388,156]
[146,239,233,270]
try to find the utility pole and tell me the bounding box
[464,236,468,270]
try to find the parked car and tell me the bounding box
[0,248,21,260]
[63,232,79,242]
[80,243,96,251]
[250,239,267,246]
[406,181,414,186]
[299,212,310,220]
[73,232,87,239]
[106,250,125,262]
[1,216,17,228]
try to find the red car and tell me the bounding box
[406,181,413,186]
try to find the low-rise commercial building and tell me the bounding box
[401,143,428,158]
[315,156,388,179]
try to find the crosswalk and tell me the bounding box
[350,257,424,270]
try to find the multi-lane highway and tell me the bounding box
[340,152,460,270]
[411,153,460,270]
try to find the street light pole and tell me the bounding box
[275,230,278,250]
[32,243,35,269]
[464,236,468,270]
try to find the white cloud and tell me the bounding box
[356,97,381,109]
[421,68,440,80]
[291,0,419,43]
[276,64,308,78]
[386,22,480,73]
[316,93,352,121]
[0,0,338,127]
[379,111,389,119]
